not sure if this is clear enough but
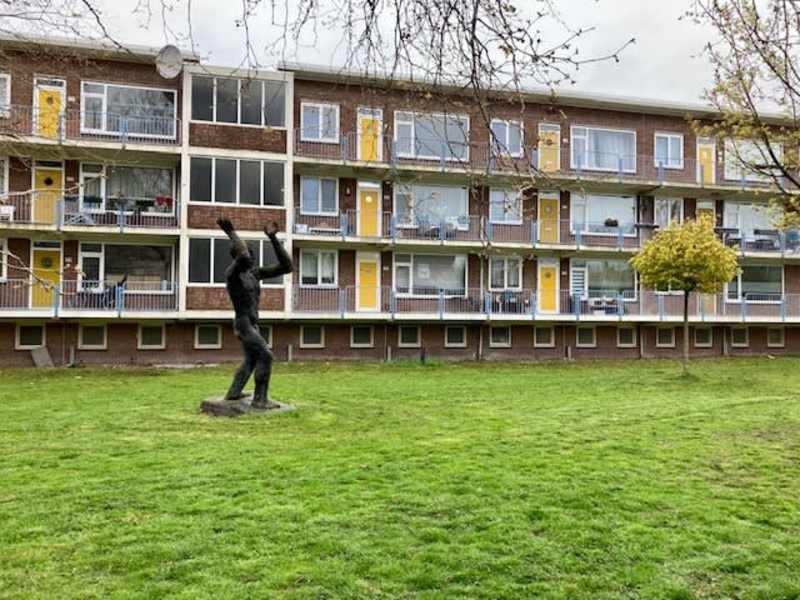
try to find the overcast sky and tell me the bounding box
[91,0,716,104]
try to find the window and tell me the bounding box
[394,184,468,229]
[489,189,522,224]
[350,325,374,348]
[571,126,636,172]
[190,157,284,206]
[80,163,174,213]
[697,200,716,221]
[730,326,749,348]
[571,194,637,235]
[188,238,284,285]
[489,257,521,290]
[571,259,636,300]
[576,326,596,348]
[300,177,338,215]
[300,250,337,287]
[105,245,172,287]
[490,119,523,157]
[534,326,554,348]
[654,197,683,228]
[727,265,782,303]
[445,326,467,348]
[656,327,675,348]
[489,326,511,348]
[694,327,713,348]
[724,139,782,182]
[617,326,636,348]
[191,76,286,127]
[301,325,325,348]
[654,133,683,169]
[394,111,470,161]
[300,102,339,142]
[15,324,45,350]
[195,324,222,350]
[81,81,176,138]
[767,327,785,348]
[79,324,107,350]
[0,74,10,117]
[723,202,775,238]
[398,325,421,348]
[394,253,467,297]
[138,324,165,350]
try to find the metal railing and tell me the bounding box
[0,105,180,145]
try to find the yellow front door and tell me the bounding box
[358,188,380,236]
[538,124,560,172]
[538,263,557,313]
[357,258,379,311]
[31,248,61,308]
[538,195,559,244]
[358,111,382,161]
[33,167,63,224]
[697,140,715,184]
[36,87,63,139]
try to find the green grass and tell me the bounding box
[1,358,799,599]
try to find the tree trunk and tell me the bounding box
[682,290,690,375]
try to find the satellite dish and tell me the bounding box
[156,45,183,79]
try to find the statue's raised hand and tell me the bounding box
[217,218,234,234]
[264,221,280,237]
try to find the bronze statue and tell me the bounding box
[216,217,293,410]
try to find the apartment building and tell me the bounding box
[1,37,798,366]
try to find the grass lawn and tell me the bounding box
[1,358,799,599]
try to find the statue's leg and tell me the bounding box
[225,332,255,400]
[251,337,273,409]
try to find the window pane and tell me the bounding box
[263,162,284,206]
[321,106,337,139]
[302,326,323,346]
[446,327,464,346]
[352,325,372,346]
[301,252,318,285]
[216,79,238,123]
[240,80,262,125]
[264,81,286,127]
[302,105,320,139]
[106,166,172,208]
[189,239,211,283]
[141,326,164,347]
[587,129,635,171]
[320,252,336,284]
[535,327,553,346]
[105,85,175,136]
[197,325,220,347]
[19,325,43,347]
[190,157,212,202]
[490,259,505,288]
[586,259,635,297]
[82,256,100,281]
[491,326,510,345]
[655,136,669,164]
[191,76,214,121]
[508,122,522,154]
[400,326,419,345]
[84,96,104,129]
[740,265,782,299]
[321,179,337,213]
[301,177,320,213]
[507,259,520,287]
[81,325,105,347]
[214,159,236,204]
[213,239,232,284]
[586,195,636,233]
[409,185,467,225]
[577,327,595,345]
[239,160,261,205]
[412,255,465,294]
[105,245,171,286]
[491,120,507,151]
[395,265,410,293]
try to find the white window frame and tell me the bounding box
[488,256,522,291]
[300,102,340,143]
[78,323,108,350]
[533,325,554,348]
[80,81,177,140]
[569,258,638,302]
[724,138,783,182]
[194,323,222,350]
[576,325,596,348]
[767,326,785,348]
[570,125,637,173]
[189,156,285,208]
[0,73,10,118]
[191,75,287,128]
[78,242,174,294]
[730,326,749,348]
[654,132,684,170]
[489,188,523,225]
[79,162,177,216]
[392,253,468,299]
[490,118,523,158]
[444,325,467,348]
[299,176,339,216]
[393,110,471,162]
[725,264,783,304]
[77,242,105,291]
[617,326,637,348]
[656,327,676,348]
[350,324,374,349]
[398,325,421,348]
[299,249,338,288]
[654,197,684,228]
[300,324,326,349]
[393,183,469,230]
[188,237,284,288]
[138,323,166,350]
[694,326,713,348]
[15,323,46,350]
[570,193,638,238]
[489,325,512,348]
[0,237,7,281]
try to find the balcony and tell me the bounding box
[0,105,180,146]
[0,192,179,231]
[293,131,796,192]
[0,279,178,315]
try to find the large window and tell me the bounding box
[81,82,176,138]
[189,157,284,206]
[394,111,469,161]
[571,126,636,172]
[723,202,775,237]
[489,257,521,290]
[571,259,636,300]
[654,133,683,169]
[188,238,284,285]
[394,184,468,229]
[727,265,782,302]
[654,197,683,229]
[571,194,637,235]
[191,75,286,127]
[80,163,174,213]
[300,102,339,142]
[300,250,337,287]
[300,177,338,215]
[490,119,523,157]
[79,242,173,287]
[489,188,522,224]
[724,139,782,182]
[394,253,467,297]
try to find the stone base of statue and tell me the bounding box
[200,395,295,417]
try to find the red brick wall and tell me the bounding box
[185,286,285,311]
[187,205,286,231]
[188,122,287,153]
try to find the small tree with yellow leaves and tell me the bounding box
[630,215,739,374]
